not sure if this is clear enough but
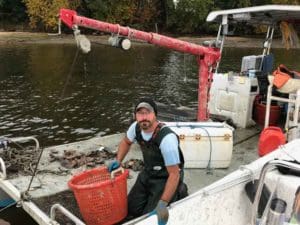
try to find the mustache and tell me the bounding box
[138,120,150,123]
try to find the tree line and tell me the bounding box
[0,0,299,34]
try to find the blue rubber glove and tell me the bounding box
[149,200,169,225]
[107,160,120,172]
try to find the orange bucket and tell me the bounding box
[68,166,129,225]
[254,101,281,126]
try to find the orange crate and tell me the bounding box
[68,166,129,225]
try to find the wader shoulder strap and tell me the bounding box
[135,122,185,166]
[153,124,185,166]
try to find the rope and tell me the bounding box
[196,126,213,174]
[7,137,43,199]
[183,53,188,83]
[23,145,45,198]
[116,24,121,36]
[127,26,134,39]
[60,48,80,99]
[0,138,42,206]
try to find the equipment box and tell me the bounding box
[208,73,259,128]
[241,55,263,72]
[165,122,234,169]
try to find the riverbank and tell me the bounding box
[0,31,292,49]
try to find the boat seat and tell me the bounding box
[268,75,300,93]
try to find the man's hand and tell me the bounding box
[150,200,169,225]
[107,160,120,172]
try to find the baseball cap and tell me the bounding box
[135,98,157,115]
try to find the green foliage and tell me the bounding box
[170,0,214,34]
[2,0,300,33]
[23,0,80,30]
[0,0,27,22]
[132,0,160,30]
[272,0,300,3]
[84,0,110,21]
[107,0,137,24]
[213,0,251,10]
[85,0,159,30]
[251,0,273,5]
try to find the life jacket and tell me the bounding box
[273,64,300,88]
[135,122,185,178]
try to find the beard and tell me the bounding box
[138,120,152,130]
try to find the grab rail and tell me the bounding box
[50,203,85,225]
[9,136,40,150]
[251,159,300,225]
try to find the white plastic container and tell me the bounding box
[208,73,259,128]
[165,122,234,168]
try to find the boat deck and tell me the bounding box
[5,126,260,197]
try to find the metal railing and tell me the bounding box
[251,159,300,225]
[50,203,85,225]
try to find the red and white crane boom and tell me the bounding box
[59,9,221,121]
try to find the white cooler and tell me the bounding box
[165,122,234,169]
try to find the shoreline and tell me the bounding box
[0,31,293,49]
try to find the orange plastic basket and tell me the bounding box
[68,166,129,225]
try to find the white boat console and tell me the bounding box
[207,5,300,129]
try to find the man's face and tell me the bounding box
[135,108,156,130]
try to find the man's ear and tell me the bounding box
[129,113,136,124]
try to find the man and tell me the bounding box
[108,97,187,225]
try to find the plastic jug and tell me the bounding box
[258,127,286,156]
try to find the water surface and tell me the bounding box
[0,43,299,147]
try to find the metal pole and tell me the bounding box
[264,84,272,128]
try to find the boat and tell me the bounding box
[1,4,300,225]
[128,139,300,225]
[0,125,274,225]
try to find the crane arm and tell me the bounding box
[59,8,221,121]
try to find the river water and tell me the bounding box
[0,43,299,148]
